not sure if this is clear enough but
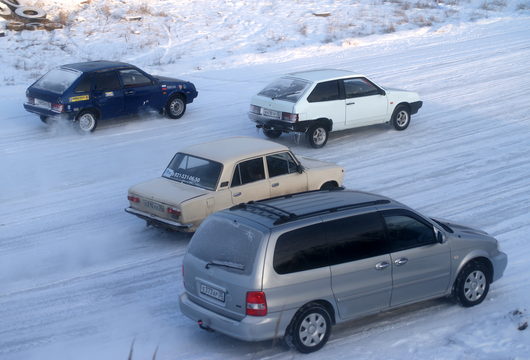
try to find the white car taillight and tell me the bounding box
[246,291,267,316]
[282,112,299,122]
[127,195,140,203]
[249,104,261,114]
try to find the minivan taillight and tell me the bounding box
[246,291,267,316]
[282,112,298,122]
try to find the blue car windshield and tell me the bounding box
[162,153,222,191]
[34,68,81,94]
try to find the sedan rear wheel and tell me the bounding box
[307,125,328,148]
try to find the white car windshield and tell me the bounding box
[33,68,81,94]
[163,153,222,191]
[258,77,311,102]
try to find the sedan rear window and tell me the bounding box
[188,216,265,275]
[162,153,222,190]
[258,77,311,102]
[33,68,81,94]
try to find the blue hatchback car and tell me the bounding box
[24,61,198,132]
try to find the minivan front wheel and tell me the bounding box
[286,304,331,353]
[454,261,490,307]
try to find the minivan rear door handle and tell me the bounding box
[394,258,408,266]
[375,261,390,270]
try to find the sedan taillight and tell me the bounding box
[249,104,261,114]
[51,103,64,113]
[167,207,181,217]
[27,96,35,105]
[127,195,140,203]
[246,291,267,316]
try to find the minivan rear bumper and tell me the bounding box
[179,292,295,342]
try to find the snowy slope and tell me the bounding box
[1,2,530,359]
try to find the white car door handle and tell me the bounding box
[346,102,355,105]
[271,182,279,187]
[375,261,390,270]
[233,192,242,197]
[394,258,408,266]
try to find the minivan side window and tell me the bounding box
[343,78,380,98]
[307,80,340,103]
[325,212,388,265]
[383,213,436,252]
[266,152,298,178]
[93,71,121,91]
[273,223,328,274]
[231,157,266,187]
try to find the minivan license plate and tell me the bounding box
[200,283,225,302]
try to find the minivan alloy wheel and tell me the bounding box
[463,270,487,301]
[299,313,327,347]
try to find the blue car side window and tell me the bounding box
[94,71,121,91]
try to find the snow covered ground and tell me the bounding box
[1,1,530,359]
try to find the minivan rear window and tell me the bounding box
[188,216,266,275]
[33,68,81,94]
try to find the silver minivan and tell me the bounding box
[179,190,507,353]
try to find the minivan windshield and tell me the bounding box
[258,77,311,102]
[33,68,81,94]
[163,152,222,191]
[188,216,265,275]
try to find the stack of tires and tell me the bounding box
[0,0,63,32]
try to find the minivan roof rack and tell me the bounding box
[272,199,391,225]
[230,201,297,222]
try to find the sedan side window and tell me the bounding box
[231,157,266,187]
[93,71,121,91]
[383,213,436,252]
[266,152,298,178]
[307,80,340,103]
[325,212,388,265]
[74,75,92,93]
[119,69,153,88]
[343,78,380,98]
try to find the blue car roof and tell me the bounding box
[61,61,134,73]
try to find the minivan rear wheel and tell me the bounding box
[286,304,331,353]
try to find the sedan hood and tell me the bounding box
[129,177,210,205]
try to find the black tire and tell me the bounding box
[307,124,328,148]
[320,181,338,191]
[39,115,49,123]
[165,94,186,119]
[453,261,490,307]
[285,304,332,353]
[76,110,98,132]
[263,128,282,139]
[391,105,411,131]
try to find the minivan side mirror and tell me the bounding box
[434,227,446,243]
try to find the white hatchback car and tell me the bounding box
[249,69,422,148]
[125,137,344,232]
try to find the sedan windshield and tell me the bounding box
[162,153,222,191]
[258,77,311,102]
[33,68,81,94]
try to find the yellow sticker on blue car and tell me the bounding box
[69,95,90,102]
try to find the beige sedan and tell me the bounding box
[125,137,344,232]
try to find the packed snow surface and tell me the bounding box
[1,1,530,359]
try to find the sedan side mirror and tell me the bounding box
[296,164,305,174]
[379,89,386,96]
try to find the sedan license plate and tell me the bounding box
[262,108,280,119]
[34,98,51,109]
[200,283,225,302]
[143,200,165,213]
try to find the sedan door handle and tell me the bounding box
[375,261,390,270]
[346,102,355,105]
[394,258,408,266]
[233,192,242,197]
[125,90,135,95]
[271,182,279,188]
